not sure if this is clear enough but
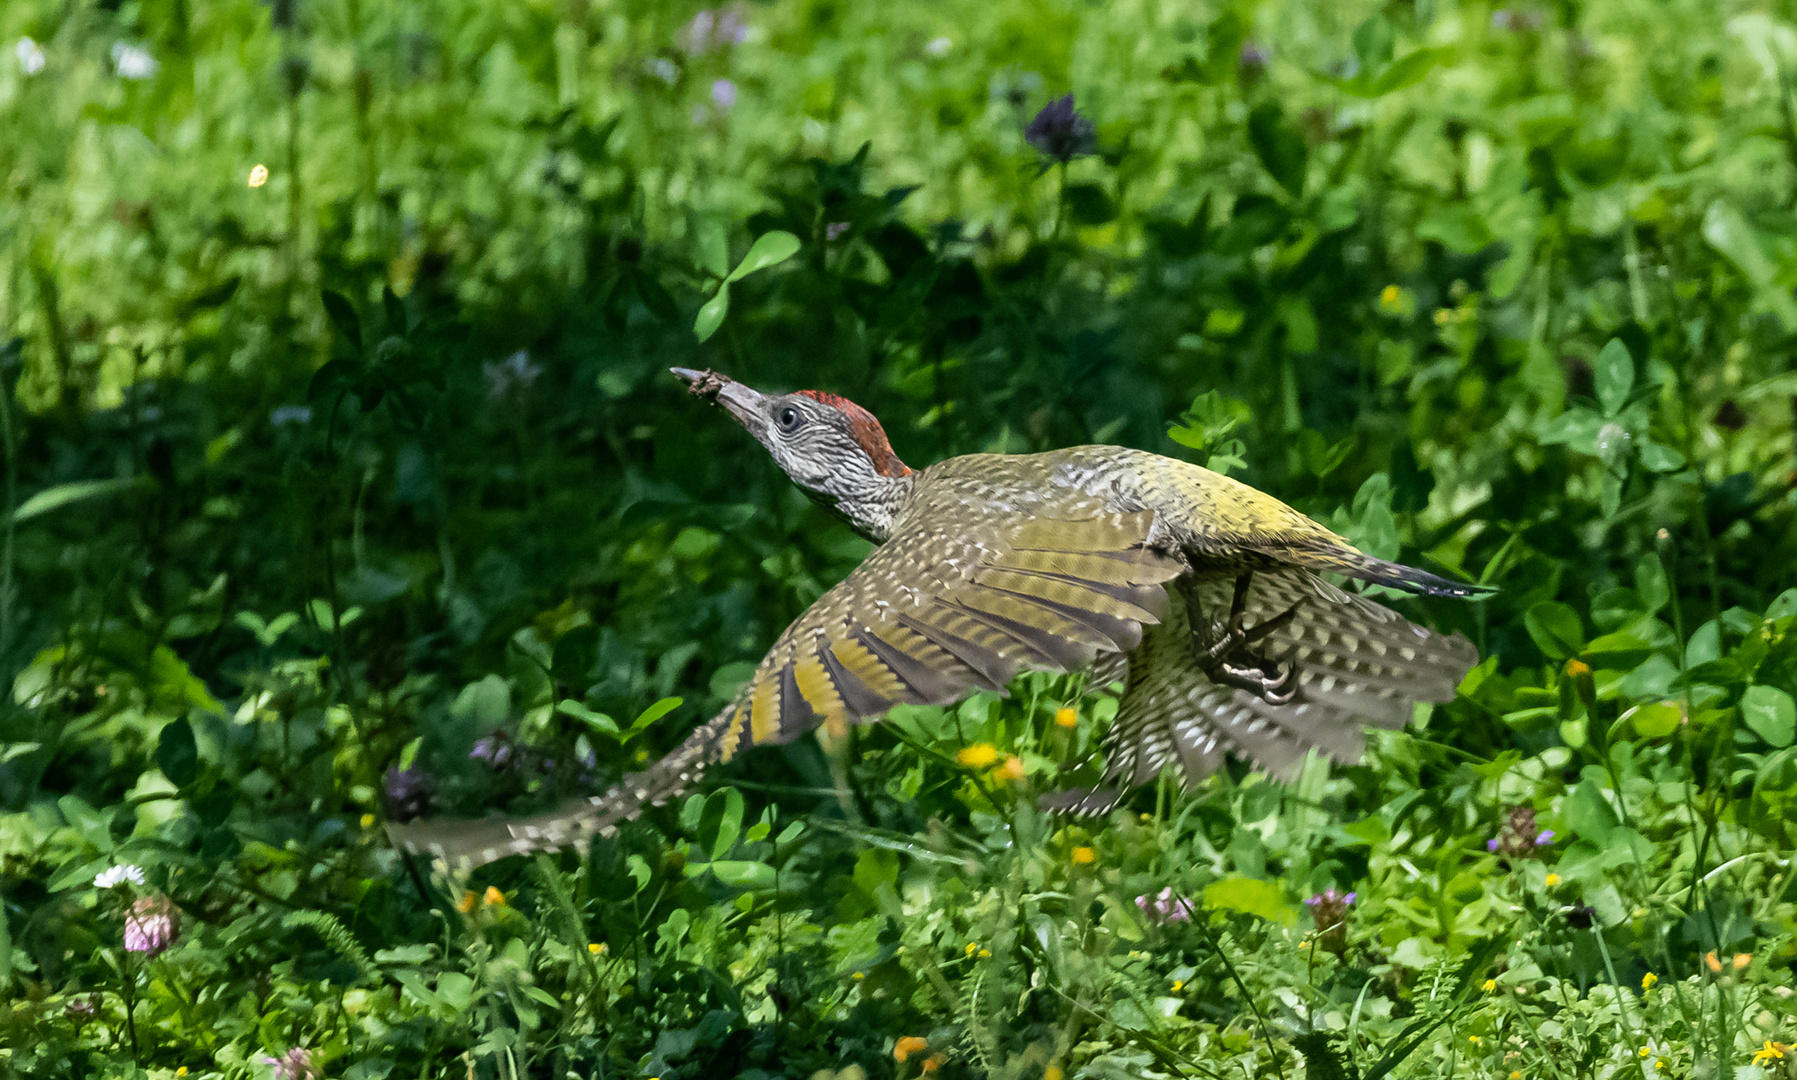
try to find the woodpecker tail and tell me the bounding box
[386,707,736,874]
[1269,538,1492,598]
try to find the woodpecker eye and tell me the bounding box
[776,405,804,433]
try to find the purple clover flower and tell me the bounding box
[470,734,512,767]
[1305,888,1356,955]
[710,78,737,111]
[383,764,434,821]
[1024,94,1097,163]
[123,895,179,956]
[1489,805,1555,861]
[1238,42,1270,84]
[261,1047,320,1080]
[826,222,850,241]
[1135,887,1194,923]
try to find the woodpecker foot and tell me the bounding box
[1190,572,1303,705]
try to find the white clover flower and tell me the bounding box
[644,57,679,84]
[17,37,45,75]
[95,865,146,889]
[111,42,158,80]
[925,37,953,57]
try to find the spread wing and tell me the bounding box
[710,510,1186,760]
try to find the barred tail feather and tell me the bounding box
[1271,538,1491,598]
[386,706,736,874]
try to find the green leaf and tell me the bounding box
[1201,874,1295,924]
[698,787,745,861]
[694,284,730,343]
[1247,103,1307,198]
[1638,438,1685,472]
[1371,49,1441,94]
[13,478,143,524]
[697,859,777,890]
[1743,685,1797,747]
[556,700,621,738]
[1415,205,1493,254]
[322,290,363,351]
[1635,555,1671,612]
[629,696,683,735]
[155,716,199,787]
[1703,200,1797,329]
[725,230,802,283]
[1564,780,1618,843]
[1524,602,1583,660]
[1628,702,1681,739]
[1593,338,1634,416]
[58,795,114,853]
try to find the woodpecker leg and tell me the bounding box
[1187,572,1304,705]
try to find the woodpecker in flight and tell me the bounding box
[388,369,1483,869]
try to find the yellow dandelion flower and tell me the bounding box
[1638,1047,1651,1058]
[1755,1041,1788,1064]
[1468,1035,1482,1046]
[894,1036,928,1062]
[978,948,991,958]
[248,164,269,188]
[956,743,999,767]
[483,886,505,907]
[588,942,605,955]
[1641,972,1658,990]
[360,813,375,828]
[456,891,476,913]
[1070,846,1096,865]
[1655,1060,1666,1071]
[1544,873,1561,887]
[1054,707,1078,728]
[1482,979,1498,993]
[992,755,1026,782]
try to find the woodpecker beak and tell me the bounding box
[670,367,770,434]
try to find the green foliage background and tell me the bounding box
[3,0,1797,1076]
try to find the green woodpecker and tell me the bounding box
[389,369,1483,869]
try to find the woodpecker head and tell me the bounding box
[671,368,913,540]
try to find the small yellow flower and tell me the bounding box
[956,743,999,767]
[894,1036,929,1062]
[921,1054,944,1073]
[1469,1035,1482,1046]
[1654,1060,1666,1071]
[1171,980,1185,992]
[978,948,991,958]
[1070,846,1096,865]
[966,942,978,956]
[248,164,269,188]
[1705,950,1722,973]
[1482,979,1498,993]
[1755,1041,1789,1064]
[587,942,605,955]
[1638,1047,1651,1058]
[1544,873,1561,887]
[1139,813,1153,823]
[360,813,375,828]
[1434,308,1452,326]
[177,1070,188,1078]
[1565,658,1591,678]
[483,886,505,907]
[992,755,1026,782]
[1641,972,1658,990]
[1054,707,1078,728]
[852,971,865,980]
[1380,284,1401,309]
[1509,1072,1521,1080]
[1734,952,1751,970]
[1045,1068,1064,1080]
[456,891,476,913]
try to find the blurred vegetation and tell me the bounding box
[4,0,1797,1076]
